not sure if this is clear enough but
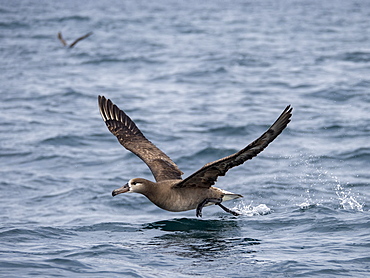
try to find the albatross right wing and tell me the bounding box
[69,32,93,48]
[98,96,183,182]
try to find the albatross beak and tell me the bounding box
[112,183,130,196]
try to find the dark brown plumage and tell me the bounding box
[98,95,292,217]
[175,105,292,189]
[58,32,93,48]
[98,96,183,182]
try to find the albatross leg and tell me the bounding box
[196,198,240,217]
[217,203,241,216]
[196,198,222,217]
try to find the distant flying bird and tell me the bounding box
[58,31,93,48]
[98,96,292,217]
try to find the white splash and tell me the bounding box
[333,177,364,212]
[297,188,321,209]
[298,201,318,210]
[289,153,365,212]
[233,201,272,216]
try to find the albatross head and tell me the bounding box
[112,178,147,196]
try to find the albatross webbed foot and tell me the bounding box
[217,203,241,216]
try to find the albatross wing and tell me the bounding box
[69,32,93,48]
[57,32,67,46]
[175,105,293,189]
[98,96,183,182]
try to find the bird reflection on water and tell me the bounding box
[143,218,260,259]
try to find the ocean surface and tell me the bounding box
[1,0,369,277]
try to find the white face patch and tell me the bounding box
[129,179,144,193]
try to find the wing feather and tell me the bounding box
[175,105,293,188]
[57,32,67,46]
[98,96,183,182]
[69,32,93,48]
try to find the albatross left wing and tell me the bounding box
[174,105,293,189]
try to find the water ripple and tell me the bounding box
[1,1,369,277]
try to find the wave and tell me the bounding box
[41,135,88,147]
[72,222,139,233]
[305,87,360,102]
[336,147,370,161]
[82,56,162,66]
[0,226,74,241]
[313,147,370,162]
[53,15,91,23]
[177,147,238,166]
[339,51,370,63]
[208,124,260,136]
[0,21,29,29]
[0,149,32,158]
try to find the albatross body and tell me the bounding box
[98,96,292,217]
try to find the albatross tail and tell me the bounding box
[221,190,243,202]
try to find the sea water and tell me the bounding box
[0,1,369,277]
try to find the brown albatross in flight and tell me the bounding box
[98,96,292,217]
[58,31,93,48]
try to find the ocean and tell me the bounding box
[0,0,369,277]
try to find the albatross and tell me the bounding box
[98,96,292,217]
[58,31,93,48]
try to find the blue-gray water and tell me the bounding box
[1,1,369,277]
